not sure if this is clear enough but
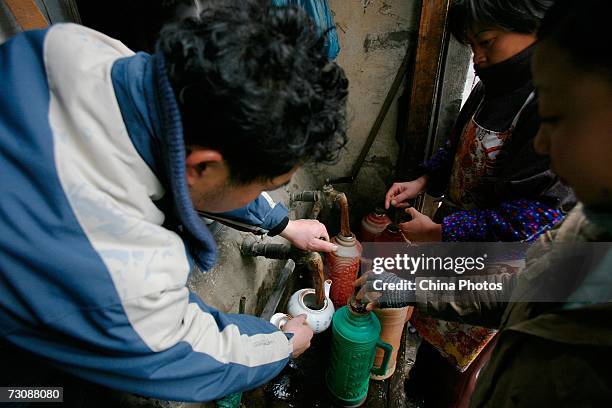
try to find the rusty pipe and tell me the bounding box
[305,252,325,307]
[334,192,352,238]
[241,236,324,269]
[290,185,353,229]
[241,236,326,308]
[240,236,305,261]
[239,296,246,315]
[318,184,352,238]
[290,190,320,203]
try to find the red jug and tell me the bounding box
[359,208,391,242]
[326,234,362,309]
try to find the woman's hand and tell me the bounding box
[385,175,428,209]
[399,207,442,242]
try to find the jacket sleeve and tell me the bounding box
[0,26,290,402]
[414,271,519,328]
[441,198,566,242]
[215,192,289,235]
[8,287,292,402]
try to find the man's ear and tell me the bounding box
[185,149,224,186]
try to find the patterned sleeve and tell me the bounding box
[422,140,455,173]
[442,199,565,242]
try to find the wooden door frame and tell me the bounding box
[397,0,451,181]
[5,0,49,30]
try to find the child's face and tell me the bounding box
[533,41,612,209]
[466,23,536,70]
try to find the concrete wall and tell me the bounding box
[312,0,470,225]
[323,0,422,223]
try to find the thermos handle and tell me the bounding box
[370,339,393,376]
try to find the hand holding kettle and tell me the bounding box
[353,270,415,310]
[282,314,313,358]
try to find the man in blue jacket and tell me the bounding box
[0,0,348,402]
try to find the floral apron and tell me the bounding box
[413,91,536,372]
[447,91,536,210]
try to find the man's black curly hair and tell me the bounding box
[449,0,554,45]
[158,0,348,184]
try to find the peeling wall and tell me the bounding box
[325,0,470,225]
[323,0,422,223]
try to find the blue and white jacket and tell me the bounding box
[0,24,293,401]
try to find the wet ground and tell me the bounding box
[120,264,424,408]
[239,263,424,408]
[241,328,424,408]
[242,266,338,407]
[242,329,334,407]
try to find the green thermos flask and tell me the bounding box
[325,304,393,407]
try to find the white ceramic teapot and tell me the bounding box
[286,279,334,334]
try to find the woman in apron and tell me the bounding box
[383,0,576,385]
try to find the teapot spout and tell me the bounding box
[324,279,332,299]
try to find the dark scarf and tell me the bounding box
[475,43,536,97]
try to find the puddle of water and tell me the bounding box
[261,330,333,407]
[244,268,336,408]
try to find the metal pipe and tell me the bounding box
[240,235,303,260]
[242,237,326,309]
[260,260,296,321]
[289,191,320,203]
[335,192,352,238]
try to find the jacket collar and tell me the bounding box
[152,50,218,271]
[475,43,535,97]
[111,51,217,271]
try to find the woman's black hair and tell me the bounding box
[538,0,612,77]
[449,0,555,44]
[158,0,348,184]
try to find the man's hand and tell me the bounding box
[399,207,442,242]
[280,219,338,252]
[282,314,313,358]
[385,175,428,209]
